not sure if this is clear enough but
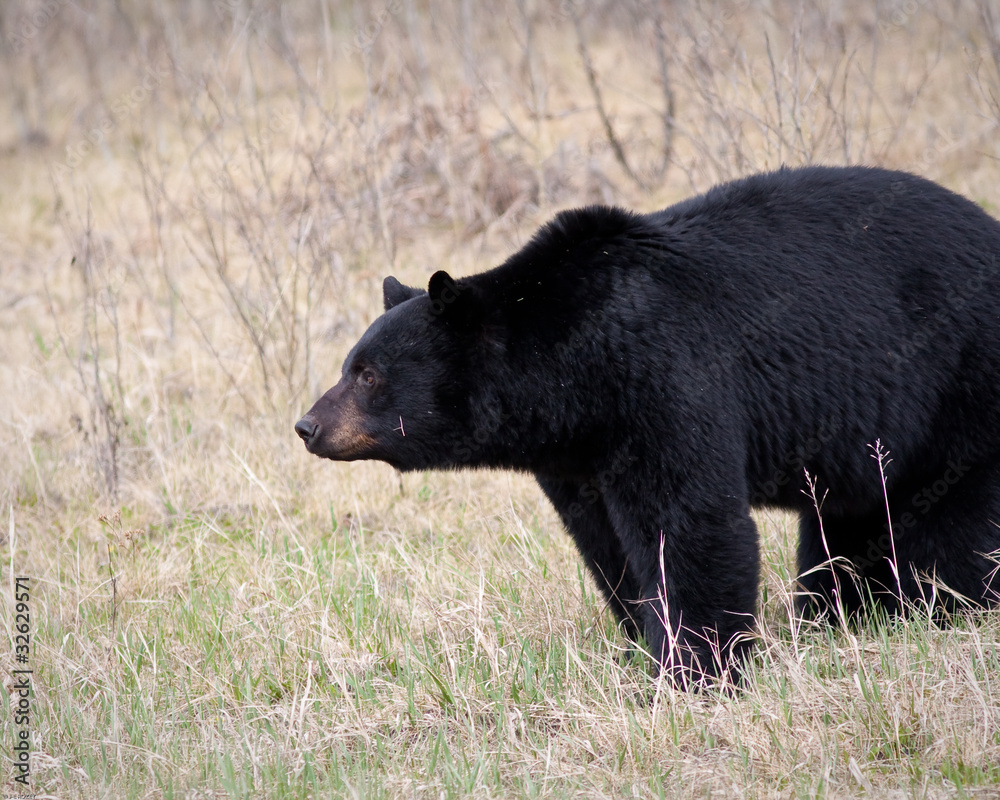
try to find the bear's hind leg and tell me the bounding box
[797,460,1000,619]
[796,512,901,620]
[891,459,1000,611]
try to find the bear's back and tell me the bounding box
[639,166,1000,508]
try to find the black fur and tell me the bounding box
[297,165,1000,685]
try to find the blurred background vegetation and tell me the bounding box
[1,1,999,797]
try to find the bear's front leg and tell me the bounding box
[536,475,643,640]
[605,492,761,685]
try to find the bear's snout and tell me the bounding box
[295,391,379,461]
[294,415,321,449]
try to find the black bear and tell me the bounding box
[296,165,1000,684]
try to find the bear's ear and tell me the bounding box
[383,276,422,311]
[428,270,480,327]
[428,270,457,305]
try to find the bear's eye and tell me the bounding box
[359,369,376,387]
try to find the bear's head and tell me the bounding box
[295,271,493,471]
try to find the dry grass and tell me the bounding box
[1,1,1000,797]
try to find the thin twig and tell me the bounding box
[568,3,646,190]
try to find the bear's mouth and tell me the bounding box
[294,413,379,461]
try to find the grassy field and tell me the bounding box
[2,1,1000,797]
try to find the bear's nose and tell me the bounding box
[294,416,320,444]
